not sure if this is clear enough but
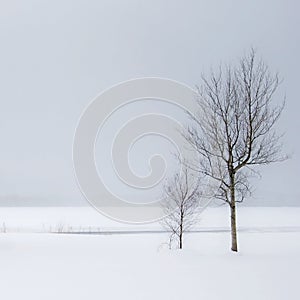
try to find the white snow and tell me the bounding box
[0,207,300,299]
[1,206,300,232]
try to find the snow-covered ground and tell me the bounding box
[1,206,300,232]
[0,207,300,299]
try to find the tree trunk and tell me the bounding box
[179,234,182,249]
[230,174,238,252]
[230,202,238,252]
[179,223,183,249]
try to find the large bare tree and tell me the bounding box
[161,167,203,249]
[184,49,286,252]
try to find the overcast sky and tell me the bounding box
[0,0,299,206]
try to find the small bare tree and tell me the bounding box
[161,167,203,249]
[184,49,286,252]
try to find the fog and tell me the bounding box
[0,0,299,206]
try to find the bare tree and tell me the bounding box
[161,167,203,249]
[184,49,286,252]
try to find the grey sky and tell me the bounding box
[0,0,299,206]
